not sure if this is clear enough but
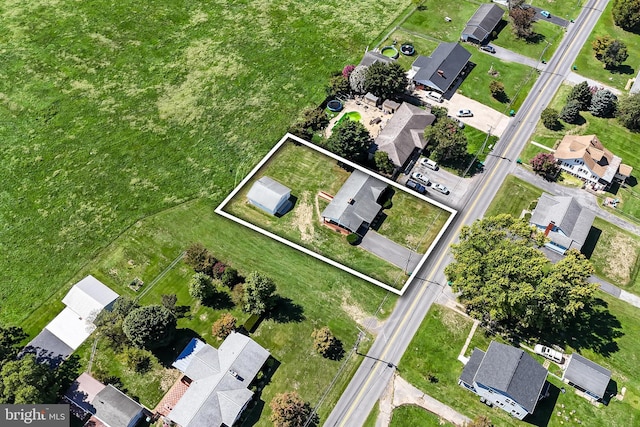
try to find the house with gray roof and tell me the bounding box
[410,43,472,94]
[321,170,385,234]
[359,50,394,67]
[459,341,548,420]
[530,194,595,254]
[563,353,611,401]
[247,176,292,216]
[93,384,146,427]
[374,102,435,170]
[166,332,270,427]
[461,3,504,44]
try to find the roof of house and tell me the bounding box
[411,43,471,93]
[168,332,270,427]
[246,176,291,213]
[382,99,400,110]
[459,348,486,386]
[93,385,144,427]
[630,71,640,94]
[530,194,595,250]
[359,51,393,67]
[564,353,611,399]
[555,134,623,183]
[375,103,436,167]
[64,373,106,415]
[321,170,385,232]
[20,328,74,368]
[62,275,119,320]
[473,341,548,413]
[618,163,633,177]
[44,306,96,350]
[462,3,504,42]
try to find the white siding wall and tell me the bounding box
[475,384,528,420]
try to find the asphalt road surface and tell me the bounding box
[324,0,610,425]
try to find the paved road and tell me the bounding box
[324,0,610,425]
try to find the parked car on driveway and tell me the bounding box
[457,109,473,117]
[425,91,443,103]
[431,183,450,195]
[405,179,426,194]
[540,10,551,18]
[411,172,429,185]
[480,45,496,54]
[419,158,439,171]
[534,344,563,363]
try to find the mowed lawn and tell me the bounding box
[0,0,414,324]
[223,141,450,287]
[493,19,564,60]
[574,1,640,90]
[400,302,640,426]
[390,405,454,427]
[401,0,479,42]
[40,198,396,425]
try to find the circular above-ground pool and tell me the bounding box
[380,46,399,59]
[327,99,343,112]
[401,44,415,56]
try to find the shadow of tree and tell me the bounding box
[581,226,601,259]
[326,339,345,361]
[203,290,234,310]
[154,328,204,368]
[266,296,305,323]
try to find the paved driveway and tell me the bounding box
[479,44,546,70]
[533,7,570,27]
[442,93,511,137]
[360,230,422,273]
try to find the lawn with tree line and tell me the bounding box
[0,0,413,324]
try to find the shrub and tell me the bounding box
[540,108,560,130]
[559,100,581,123]
[346,233,359,245]
[374,151,395,175]
[231,284,245,307]
[122,347,153,373]
[489,80,505,99]
[212,313,237,340]
[342,64,355,79]
[270,392,315,427]
[161,294,177,313]
[189,273,215,302]
[311,327,344,360]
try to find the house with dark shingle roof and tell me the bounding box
[166,332,270,427]
[321,170,385,234]
[374,102,435,170]
[246,176,292,215]
[93,384,147,427]
[461,3,504,44]
[410,43,472,94]
[530,194,595,254]
[459,341,548,420]
[563,353,611,401]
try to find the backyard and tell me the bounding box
[222,140,451,289]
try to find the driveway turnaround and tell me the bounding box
[479,44,546,70]
[360,230,422,273]
[440,93,511,137]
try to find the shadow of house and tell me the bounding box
[581,226,602,259]
[529,194,595,254]
[461,3,504,45]
[247,176,293,216]
[458,341,549,421]
[562,353,612,402]
[409,42,472,95]
[321,170,385,235]
[166,332,270,427]
[374,102,436,175]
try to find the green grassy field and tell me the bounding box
[574,1,640,90]
[485,175,541,218]
[493,20,563,60]
[0,0,414,325]
[390,405,454,427]
[401,0,479,42]
[378,29,440,70]
[531,0,584,21]
[465,125,500,163]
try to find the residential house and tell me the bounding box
[530,194,595,254]
[92,384,147,427]
[246,176,292,215]
[166,332,270,427]
[20,275,119,367]
[409,42,472,94]
[321,169,385,234]
[459,341,549,420]
[359,50,393,67]
[374,102,436,171]
[461,3,504,44]
[563,353,611,401]
[554,134,633,190]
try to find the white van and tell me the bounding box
[419,158,439,171]
[425,91,443,103]
[534,344,564,363]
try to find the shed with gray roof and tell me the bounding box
[461,3,504,44]
[530,194,595,254]
[411,43,471,94]
[321,170,385,234]
[563,353,611,400]
[359,50,393,67]
[247,176,292,215]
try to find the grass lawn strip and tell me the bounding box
[217,134,456,294]
[390,404,455,427]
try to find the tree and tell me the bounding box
[270,391,315,427]
[489,80,506,101]
[466,415,493,427]
[242,272,277,316]
[326,119,372,162]
[374,150,396,174]
[94,296,139,350]
[0,325,27,363]
[0,355,57,404]
[589,89,617,117]
[311,327,344,360]
[509,7,536,39]
[326,75,351,98]
[364,62,408,100]
[540,108,561,130]
[122,305,177,349]
[184,242,216,276]
[566,81,592,110]
[122,347,154,373]
[559,99,581,124]
[529,152,560,179]
[425,117,468,164]
[612,0,640,31]
[349,65,368,94]
[592,35,628,68]
[617,93,640,131]
[161,294,178,313]
[212,313,237,340]
[189,272,215,302]
[221,267,240,288]
[342,64,355,79]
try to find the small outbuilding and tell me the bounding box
[364,92,379,107]
[461,3,504,44]
[382,99,401,114]
[246,176,292,216]
[563,353,611,401]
